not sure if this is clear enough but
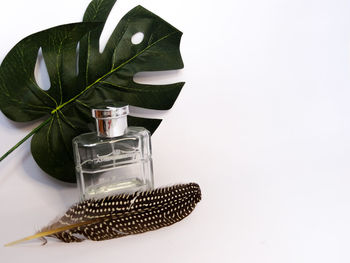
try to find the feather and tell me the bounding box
[5,183,201,246]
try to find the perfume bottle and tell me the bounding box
[72,103,154,200]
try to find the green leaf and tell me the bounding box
[0,1,184,183]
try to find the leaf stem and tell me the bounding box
[0,117,52,162]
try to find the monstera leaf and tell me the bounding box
[0,0,184,182]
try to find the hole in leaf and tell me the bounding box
[129,105,168,119]
[99,3,121,54]
[131,32,144,45]
[76,42,80,76]
[34,47,50,91]
[133,70,183,85]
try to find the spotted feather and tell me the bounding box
[5,183,201,245]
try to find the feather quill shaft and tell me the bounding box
[5,219,101,246]
[5,183,201,246]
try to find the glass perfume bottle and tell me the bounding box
[72,103,154,200]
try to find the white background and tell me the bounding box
[1,0,350,262]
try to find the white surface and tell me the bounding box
[1,0,350,262]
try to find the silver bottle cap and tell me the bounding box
[92,103,129,138]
